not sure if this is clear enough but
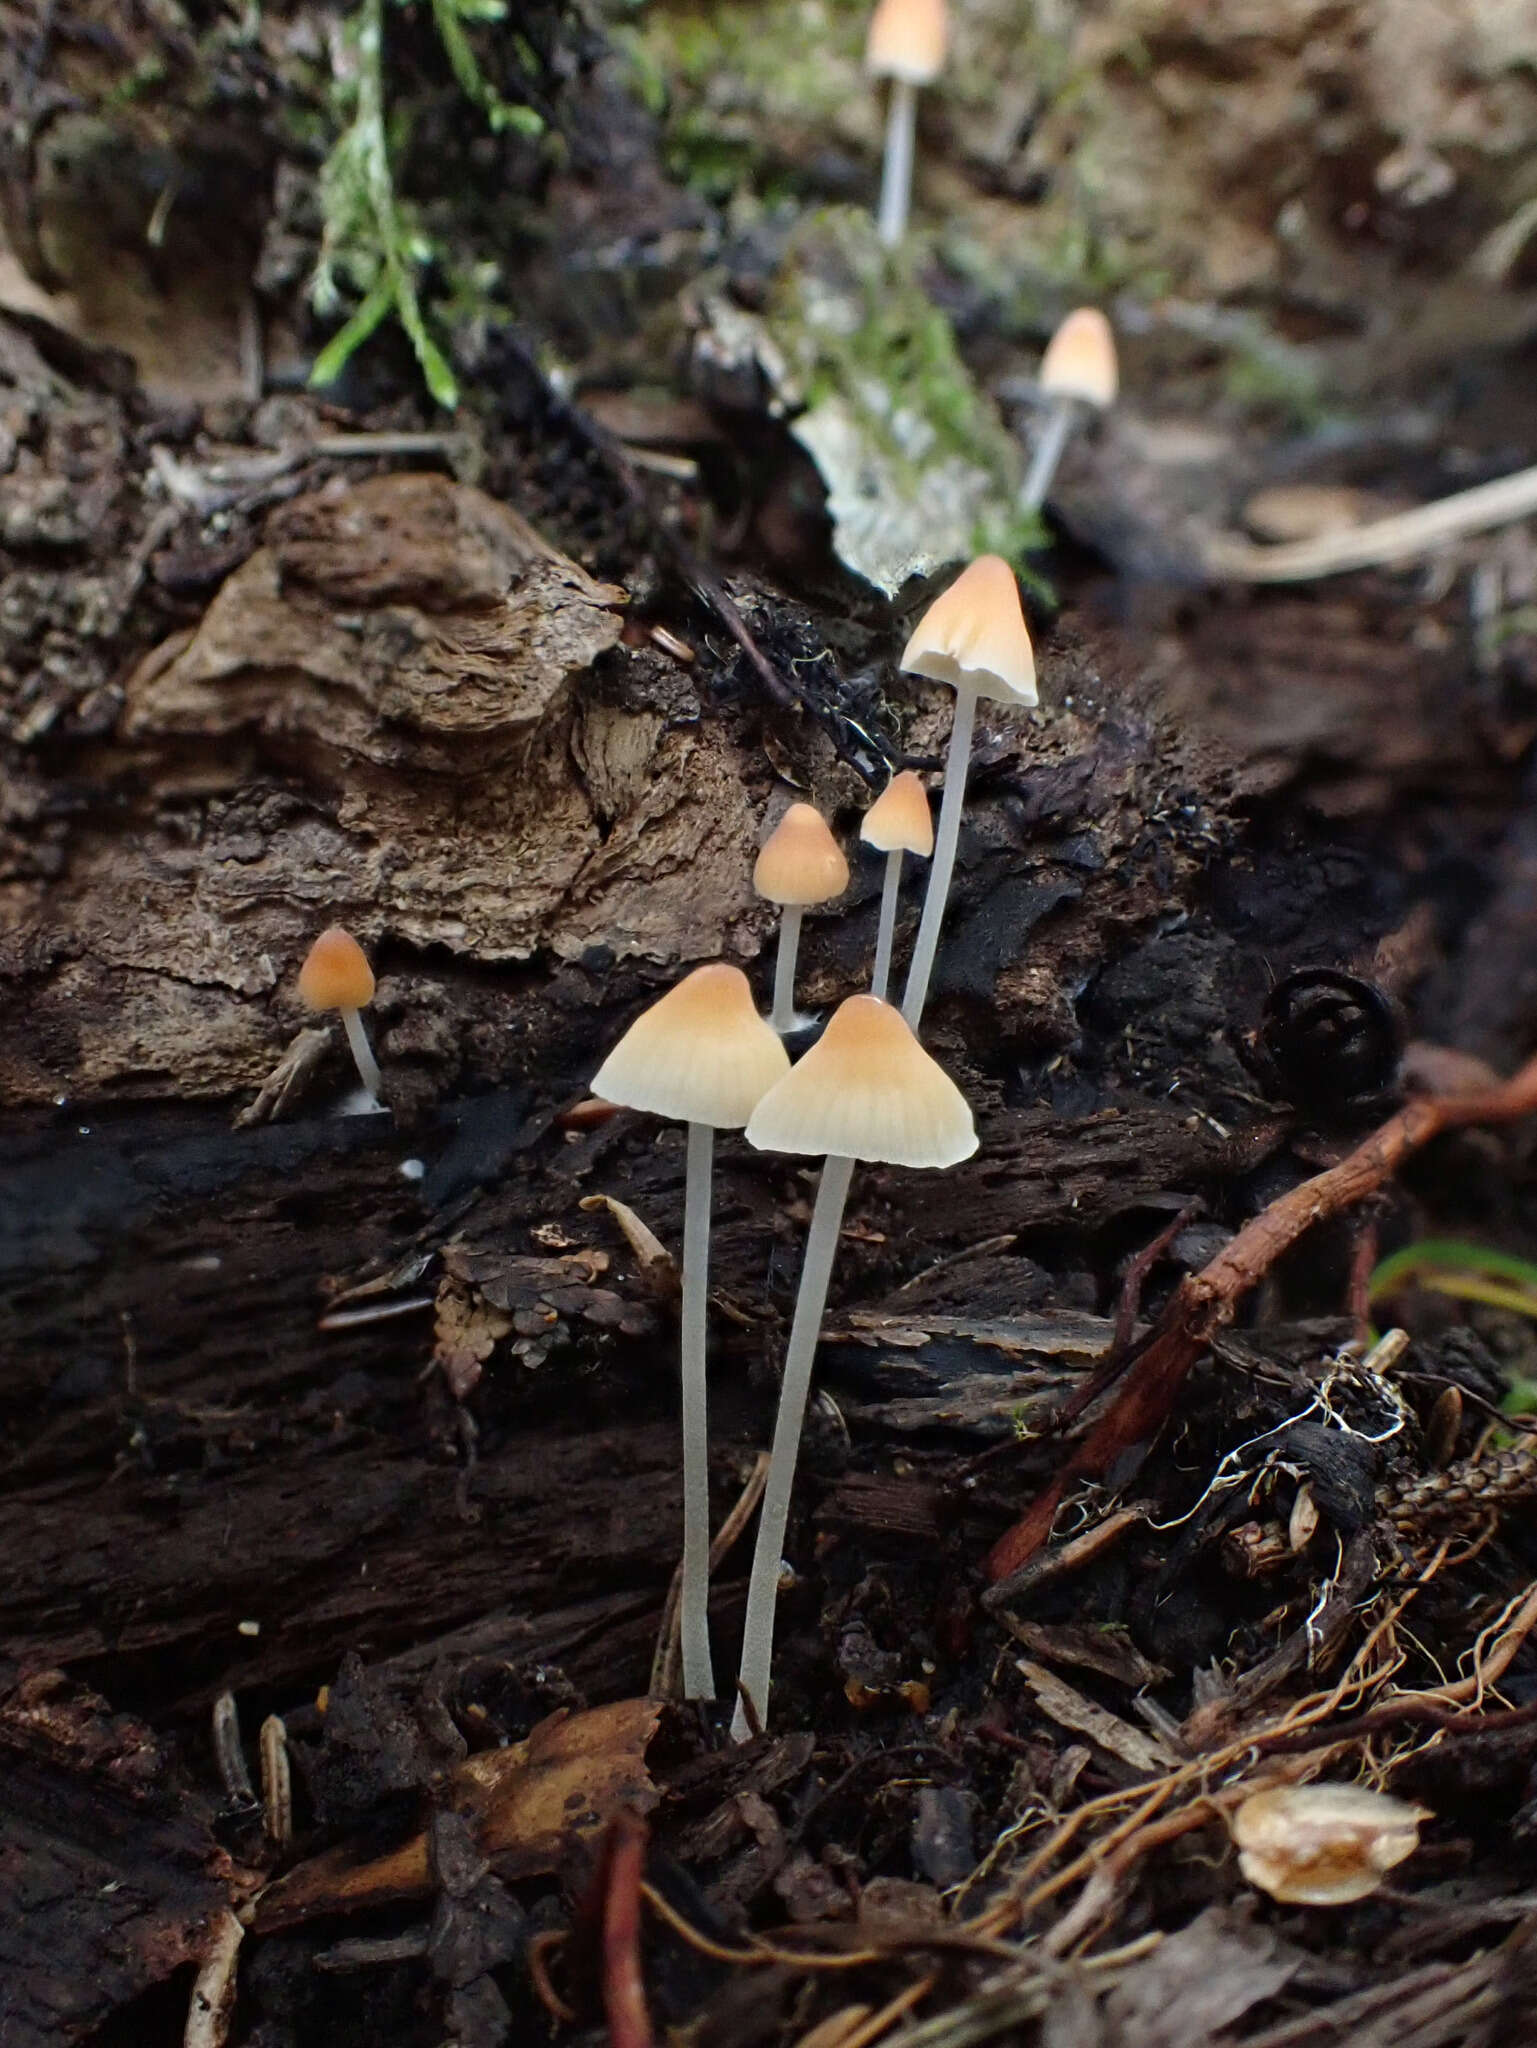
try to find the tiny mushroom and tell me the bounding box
[1231,1783,1428,1906]
[897,556,1037,1028]
[593,963,789,1700]
[860,769,934,1001]
[1021,306,1118,509]
[733,994,975,1737]
[865,0,948,248]
[298,926,383,1103]
[754,802,850,1035]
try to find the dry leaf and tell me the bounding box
[433,1277,513,1400]
[252,1697,661,1932]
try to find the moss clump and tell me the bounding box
[759,207,1042,587]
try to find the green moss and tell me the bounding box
[756,207,1045,587]
[773,208,1021,490]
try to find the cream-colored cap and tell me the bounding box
[865,0,948,84]
[298,926,375,1011]
[593,963,789,1129]
[753,803,850,906]
[746,994,975,1168]
[900,555,1037,705]
[1231,1784,1428,1906]
[860,770,934,857]
[1039,307,1118,410]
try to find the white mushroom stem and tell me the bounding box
[901,685,977,1029]
[341,1007,383,1100]
[870,849,904,1002]
[771,905,805,1035]
[877,78,919,248]
[733,1152,857,1741]
[680,1120,717,1700]
[1020,394,1079,510]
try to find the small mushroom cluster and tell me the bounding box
[860,0,1121,504]
[583,550,1040,1729]
[285,552,1039,1730]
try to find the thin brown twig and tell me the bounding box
[526,1930,576,2024]
[651,1453,770,1698]
[602,1811,654,2048]
[832,1974,939,2048]
[985,1051,1537,1580]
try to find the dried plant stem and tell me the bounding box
[772,906,805,1034]
[1205,459,1537,583]
[651,1452,770,1698]
[185,1911,245,2048]
[902,688,977,1029]
[733,1154,858,1738]
[679,1121,715,1699]
[871,849,904,1001]
[601,1812,653,2048]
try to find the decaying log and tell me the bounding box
[0,1671,231,2048]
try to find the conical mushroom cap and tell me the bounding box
[754,803,850,906]
[298,926,375,1011]
[865,0,948,84]
[860,769,934,856]
[593,963,789,1129]
[900,556,1037,705]
[746,995,976,1168]
[1040,307,1118,410]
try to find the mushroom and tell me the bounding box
[859,769,934,1001]
[897,556,1037,1028]
[298,926,383,1103]
[1231,1783,1428,1906]
[754,802,851,1035]
[1021,307,1118,510]
[865,0,948,248]
[593,963,789,1700]
[733,993,975,1736]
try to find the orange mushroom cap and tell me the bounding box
[1039,307,1118,410]
[746,994,975,1168]
[298,926,376,1012]
[592,963,789,1128]
[860,769,934,857]
[753,803,850,907]
[900,555,1037,706]
[866,0,948,84]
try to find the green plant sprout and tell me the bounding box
[1368,1240,1537,1324]
[311,0,543,407]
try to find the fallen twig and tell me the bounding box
[650,1453,771,1698]
[1205,460,1537,583]
[184,1911,244,2048]
[602,1811,654,2048]
[985,1051,1537,1581]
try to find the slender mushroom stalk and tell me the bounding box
[865,0,948,249]
[733,996,976,1739]
[592,964,788,1701]
[860,770,934,1002]
[754,803,850,1036]
[898,558,1038,1029]
[772,906,804,1035]
[1020,307,1118,511]
[298,926,383,1102]
[871,855,902,1001]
